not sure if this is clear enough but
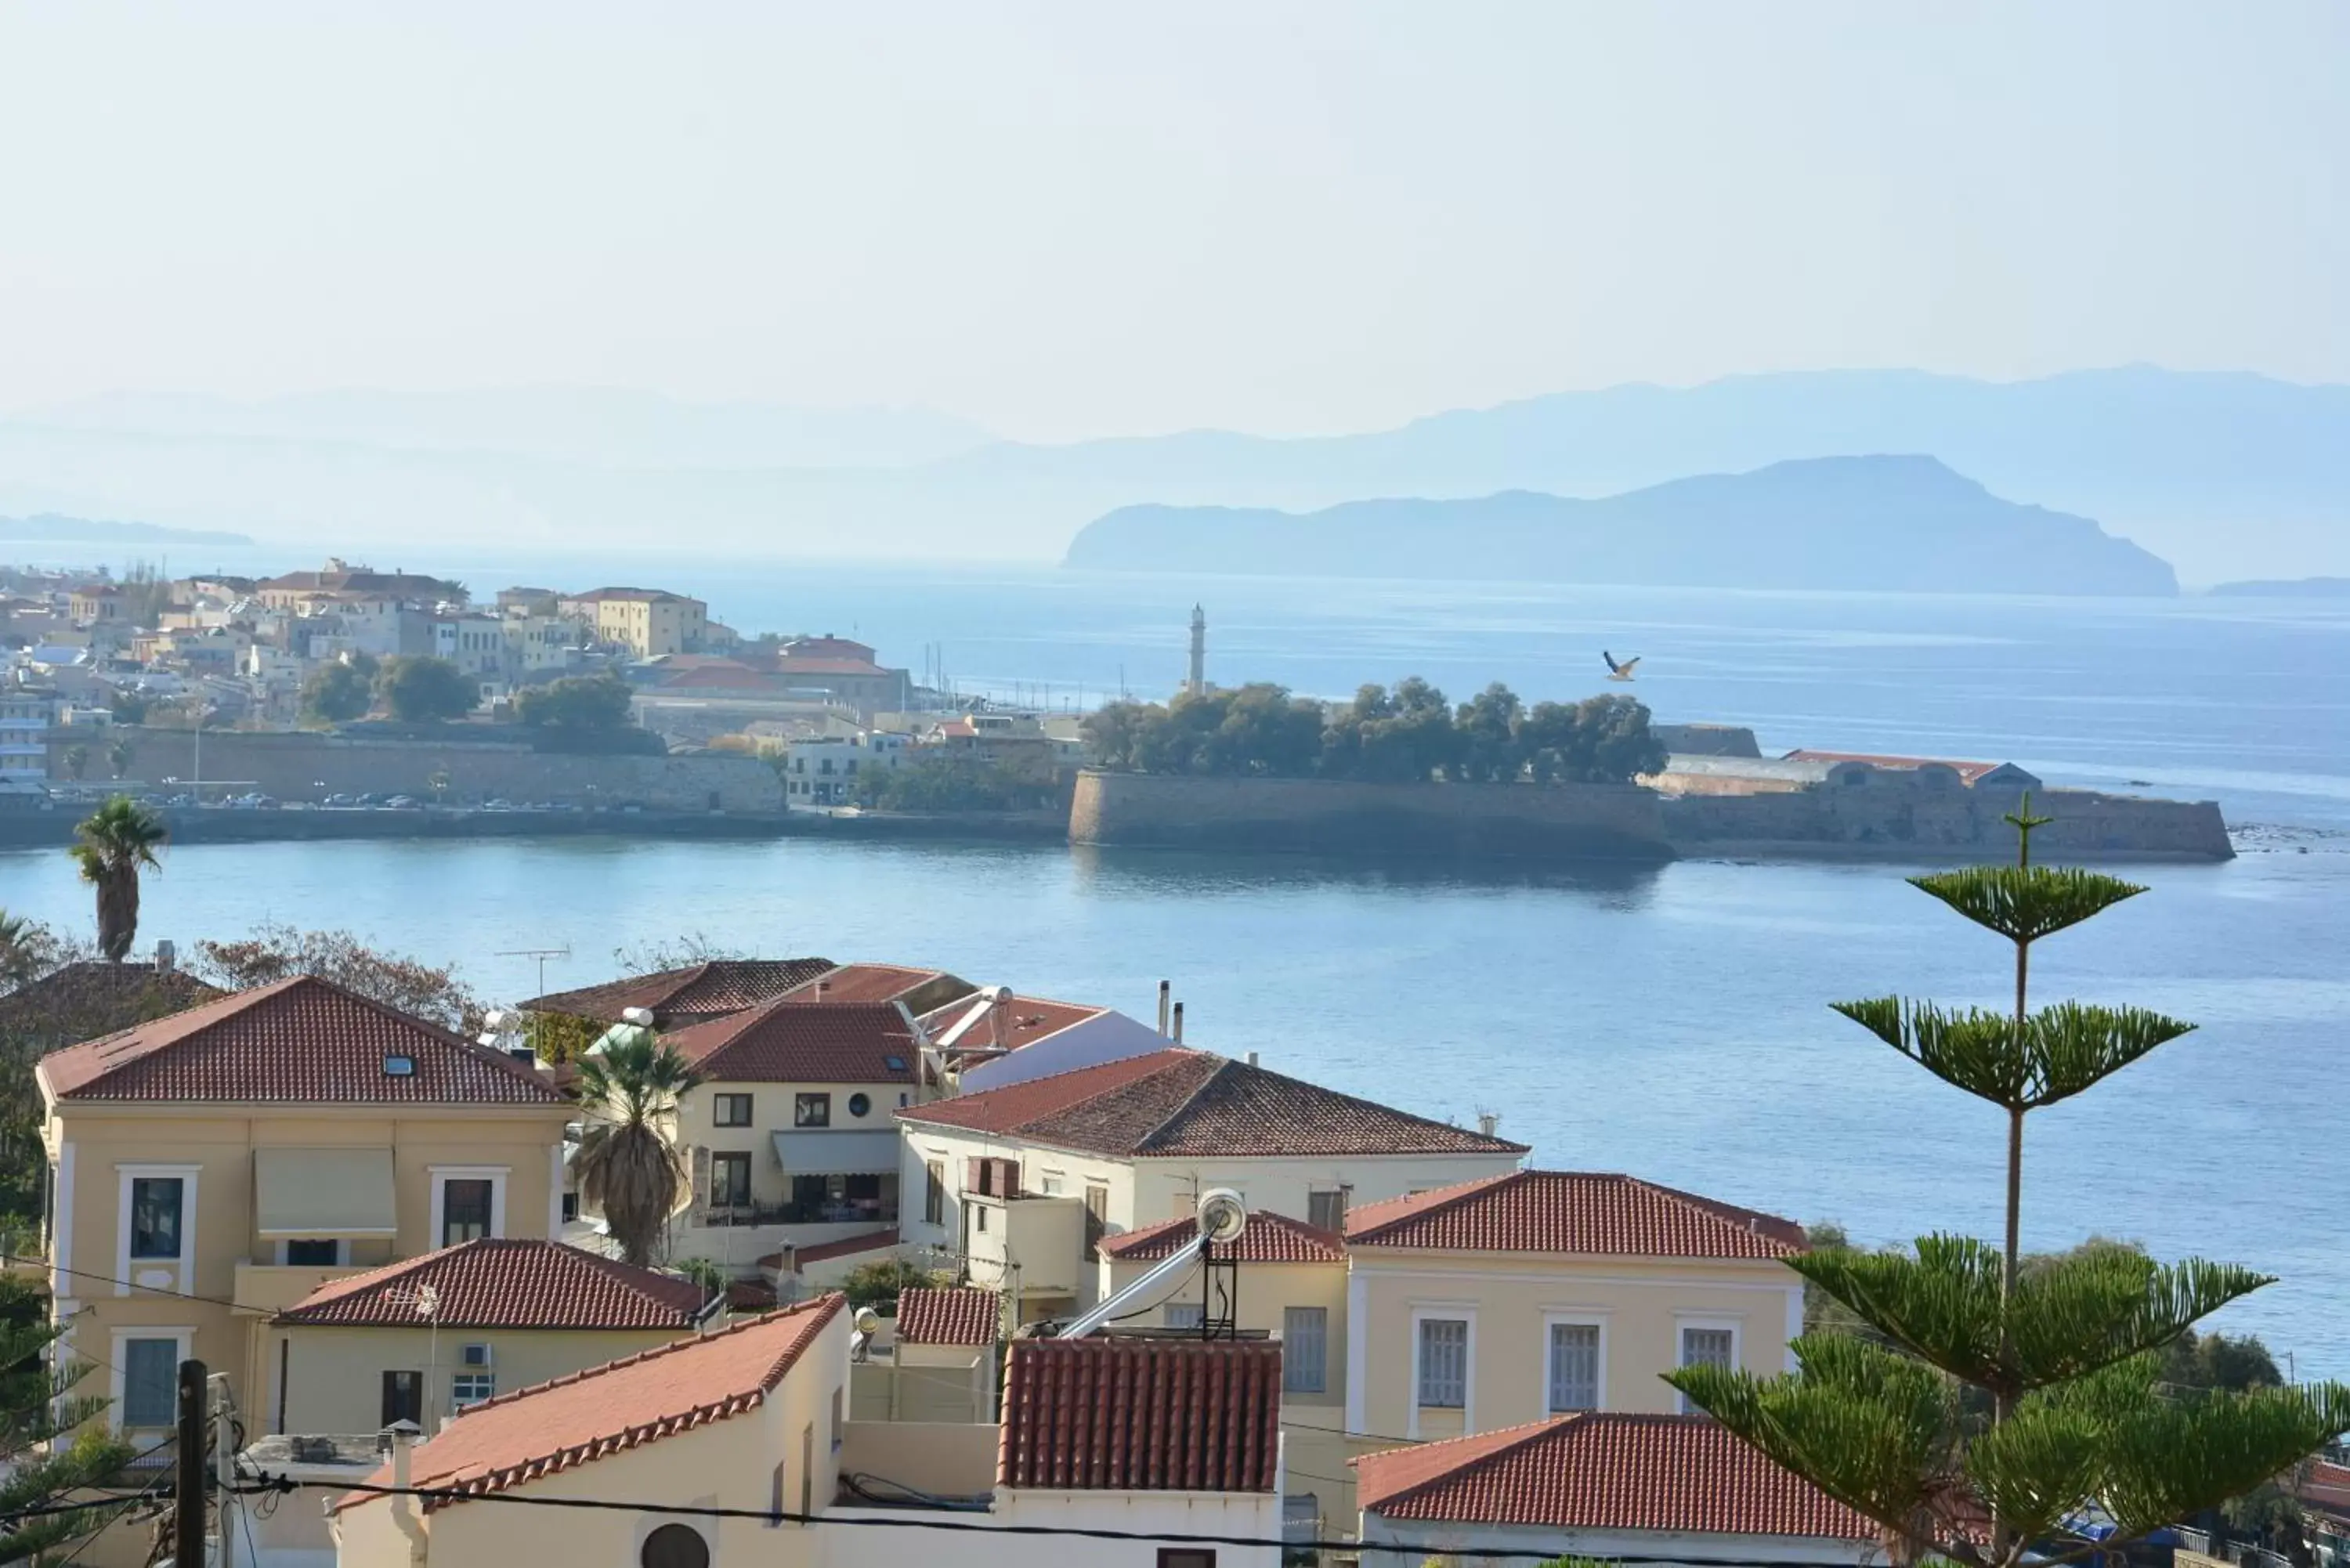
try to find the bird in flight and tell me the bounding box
[1603,651,1640,682]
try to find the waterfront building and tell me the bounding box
[559,586,711,657]
[0,679,57,796]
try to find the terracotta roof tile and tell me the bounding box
[1345,1171,1806,1259]
[898,1049,1527,1160]
[337,1294,844,1512]
[666,999,920,1084]
[273,1239,708,1330]
[1356,1412,1876,1539]
[519,959,835,1024]
[998,1338,1281,1493]
[917,992,1104,1055]
[895,1287,998,1346]
[0,961,224,1050]
[783,962,970,1010]
[38,976,566,1105]
[1100,1210,1347,1265]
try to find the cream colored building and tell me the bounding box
[329,1295,850,1568]
[34,975,574,1451]
[851,1284,999,1425]
[895,1046,1526,1321]
[560,587,710,657]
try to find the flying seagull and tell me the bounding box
[1603,651,1640,682]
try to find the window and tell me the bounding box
[1680,1324,1737,1413]
[1418,1317,1468,1407]
[924,1161,945,1225]
[974,1205,988,1234]
[1164,1301,1205,1331]
[712,1093,753,1128]
[1158,1552,1217,1568]
[794,1093,830,1128]
[451,1371,495,1407]
[1038,1172,1064,1197]
[121,1339,178,1428]
[640,1523,710,1568]
[1283,1306,1328,1393]
[830,1385,844,1451]
[284,1238,341,1266]
[381,1370,422,1428]
[1549,1322,1600,1412]
[710,1152,753,1207]
[1083,1183,1108,1261]
[442,1179,494,1245]
[847,1093,870,1118]
[1307,1187,1349,1234]
[128,1177,183,1259]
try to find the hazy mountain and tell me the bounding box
[1065,457,2180,597]
[0,511,251,546]
[2207,576,2350,598]
[0,369,2340,579]
[17,388,994,471]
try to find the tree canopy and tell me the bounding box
[855,754,1050,812]
[191,923,485,1033]
[373,656,479,722]
[301,659,374,723]
[515,670,635,731]
[1080,679,1666,786]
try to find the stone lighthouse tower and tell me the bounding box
[1187,604,1206,696]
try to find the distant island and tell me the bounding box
[0,511,252,546]
[2206,576,2350,598]
[1063,455,2181,597]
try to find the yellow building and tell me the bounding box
[559,587,710,657]
[34,975,576,1447]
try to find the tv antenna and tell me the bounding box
[497,947,569,1061]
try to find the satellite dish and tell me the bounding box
[483,1010,506,1030]
[855,1306,882,1335]
[1196,1187,1246,1245]
[620,1006,655,1028]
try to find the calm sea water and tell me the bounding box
[4,561,2346,1372]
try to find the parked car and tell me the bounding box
[384,794,421,810]
[323,793,360,807]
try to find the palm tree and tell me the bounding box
[0,907,38,988]
[60,745,88,782]
[69,797,168,962]
[107,737,134,780]
[571,1029,699,1267]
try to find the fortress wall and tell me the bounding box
[1660,785,2232,861]
[1068,770,1672,860]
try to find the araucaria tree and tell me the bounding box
[1668,801,2350,1568]
[572,1029,700,1267]
[0,1276,137,1565]
[68,797,168,962]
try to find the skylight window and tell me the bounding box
[383,1055,416,1076]
[884,1055,908,1072]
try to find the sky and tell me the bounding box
[1,1,2345,443]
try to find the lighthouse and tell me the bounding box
[1187,604,1206,697]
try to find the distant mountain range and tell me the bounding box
[1064,456,2180,596]
[2206,576,2350,598]
[0,368,2342,580]
[0,511,251,546]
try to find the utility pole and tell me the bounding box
[213,1374,238,1568]
[175,1358,206,1568]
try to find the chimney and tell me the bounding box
[815,978,830,999]
[1170,1002,1184,1044]
[1477,1111,1499,1138]
[153,939,175,973]
[1246,1050,1259,1068]
[1157,981,1170,1035]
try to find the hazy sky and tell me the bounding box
[2,2,2344,443]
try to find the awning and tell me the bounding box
[770,1129,900,1178]
[255,1147,399,1237]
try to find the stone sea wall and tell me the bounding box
[1659,786,2233,861]
[1068,770,1673,860]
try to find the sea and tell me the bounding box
[4,551,2347,1375]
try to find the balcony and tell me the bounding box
[699,1196,898,1229]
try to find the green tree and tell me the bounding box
[60,744,88,781]
[373,656,479,723]
[116,558,173,627]
[68,797,168,962]
[0,909,39,989]
[1668,807,2350,1568]
[572,1029,700,1268]
[1454,682,1528,782]
[670,1257,728,1302]
[843,1257,946,1314]
[859,754,1041,812]
[1079,699,1163,771]
[301,659,374,724]
[0,1274,139,1565]
[106,736,134,780]
[107,690,149,726]
[514,671,635,731]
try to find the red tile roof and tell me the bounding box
[1782,750,2008,783]
[790,1228,900,1267]
[273,1239,708,1330]
[998,1338,1281,1493]
[38,976,566,1105]
[897,1048,1528,1159]
[1099,1210,1347,1265]
[1345,1171,1805,1259]
[895,1287,998,1346]
[666,998,920,1084]
[0,961,225,1050]
[772,656,891,677]
[519,959,835,1024]
[1354,1412,1877,1540]
[784,963,967,1008]
[918,992,1104,1055]
[337,1295,844,1513]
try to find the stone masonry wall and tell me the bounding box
[1661,785,2232,860]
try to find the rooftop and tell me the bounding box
[338,1295,844,1513]
[898,1047,1528,1160]
[1354,1411,1877,1541]
[895,1286,999,1346]
[38,974,566,1106]
[519,958,836,1024]
[1781,750,2015,783]
[917,992,1105,1055]
[1345,1170,1806,1259]
[665,998,921,1084]
[784,962,971,1011]
[999,1337,1282,1494]
[1100,1209,1347,1265]
[275,1239,709,1330]
[0,960,224,1050]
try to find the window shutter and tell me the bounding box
[966,1157,988,1194]
[689,1145,711,1212]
